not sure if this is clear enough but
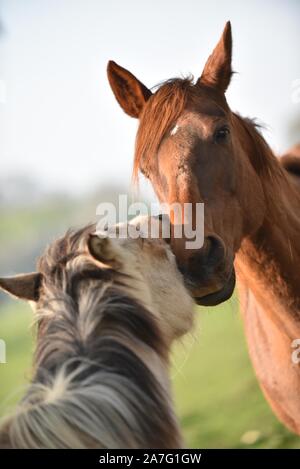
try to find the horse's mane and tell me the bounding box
[0,228,181,449]
[232,114,283,181]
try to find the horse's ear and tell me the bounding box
[88,233,118,264]
[107,61,152,118]
[198,21,233,93]
[0,273,42,301]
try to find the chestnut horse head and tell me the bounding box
[108,22,275,305]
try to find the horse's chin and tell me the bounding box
[195,269,236,306]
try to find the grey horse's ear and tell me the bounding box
[88,233,117,264]
[0,273,42,301]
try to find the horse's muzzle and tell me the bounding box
[194,268,236,306]
[176,235,235,306]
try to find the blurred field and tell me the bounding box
[173,302,300,448]
[0,194,300,448]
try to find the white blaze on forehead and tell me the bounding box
[170,124,179,136]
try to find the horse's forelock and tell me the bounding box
[37,225,95,278]
[133,77,193,182]
[133,77,233,183]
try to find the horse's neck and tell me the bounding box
[237,167,300,332]
[235,167,300,434]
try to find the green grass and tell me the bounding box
[172,299,300,448]
[0,297,299,448]
[0,302,34,416]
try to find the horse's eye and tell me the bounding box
[214,126,230,144]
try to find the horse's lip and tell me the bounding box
[195,269,236,306]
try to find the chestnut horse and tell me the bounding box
[107,22,300,435]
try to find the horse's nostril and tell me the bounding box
[184,235,226,283]
[205,235,226,268]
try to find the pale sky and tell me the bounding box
[0,0,300,198]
